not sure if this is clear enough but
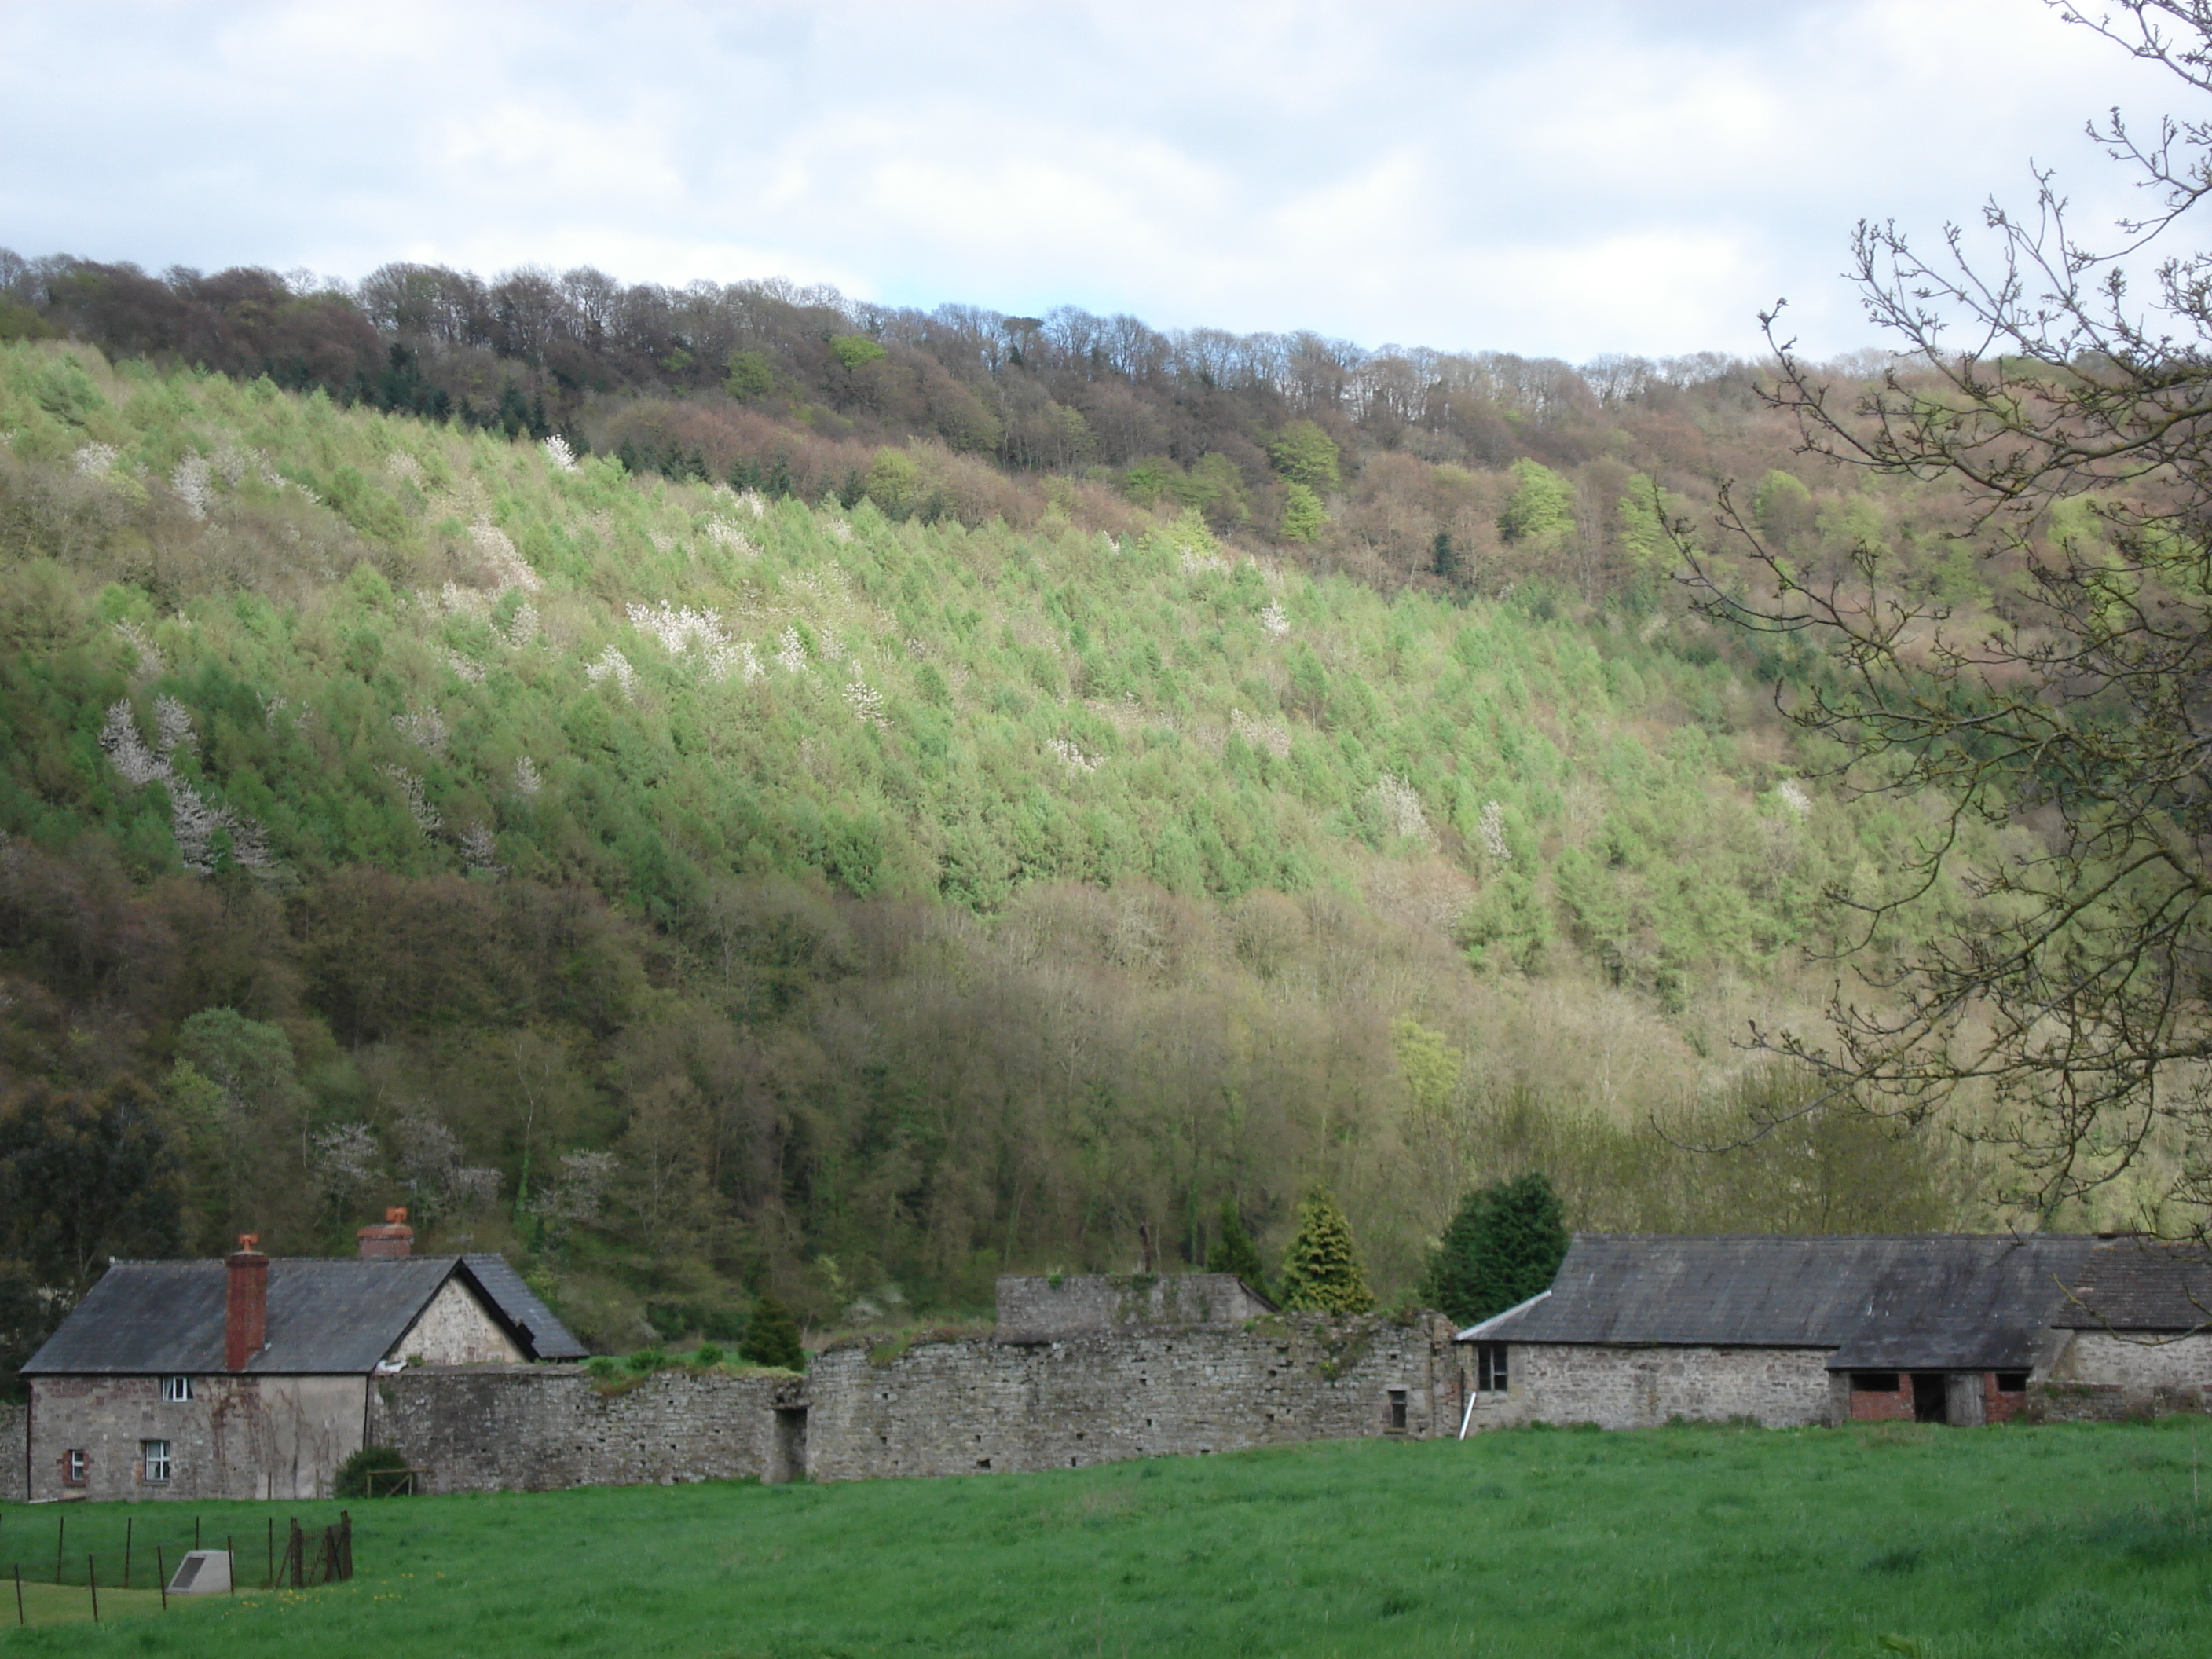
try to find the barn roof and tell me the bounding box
[1462,1234,2102,1370]
[21,1254,585,1375]
[2056,1241,2212,1332]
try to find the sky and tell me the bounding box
[0,0,2191,363]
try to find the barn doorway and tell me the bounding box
[1910,1373,1948,1423]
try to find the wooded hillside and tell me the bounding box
[0,258,2075,1362]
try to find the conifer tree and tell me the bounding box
[1422,1172,1570,1326]
[1206,1197,1269,1296]
[741,1292,805,1370]
[1276,1187,1372,1313]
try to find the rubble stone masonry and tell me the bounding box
[366,1365,800,1492]
[357,1312,1463,1492]
[804,1313,1461,1481]
[1,1402,23,1501]
[1460,1343,1837,1431]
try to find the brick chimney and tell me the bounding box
[356,1207,413,1260]
[225,1236,268,1372]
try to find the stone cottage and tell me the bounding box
[1456,1233,2212,1432]
[20,1211,585,1501]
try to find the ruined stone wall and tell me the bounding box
[1460,1344,1837,1431]
[804,1313,1461,1481]
[0,1402,24,1502]
[27,1374,366,1502]
[368,1365,800,1492]
[994,1274,1273,1339]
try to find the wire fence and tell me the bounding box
[0,1510,353,1626]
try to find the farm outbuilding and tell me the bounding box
[1456,1233,2212,1432]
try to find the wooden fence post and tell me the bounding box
[86,1555,97,1624]
[124,1517,132,1589]
[53,1512,62,1586]
[266,1517,273,1590]
[226,1536,234,1595]
[14,1562,23,1626]
[156,1547,166,1611]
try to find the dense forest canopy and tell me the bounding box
[0,248,2100,1379]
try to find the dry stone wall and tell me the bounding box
[368,1364,802,1492]
[804,1313,1461,1481]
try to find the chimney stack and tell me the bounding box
[225,1236,267,1372]
[357,1207,413,1261]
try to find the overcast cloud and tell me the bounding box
[0,0,2189,361]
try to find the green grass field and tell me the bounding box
[3,1421,2209,1657]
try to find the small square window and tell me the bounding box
[1851,1372,1900,1393]
[1475,1342,1509,1393]
[63,1449,86,1486]
[161,1375,193,1403]
[1995,1372,2030,1393]
[141,1440,171,1483]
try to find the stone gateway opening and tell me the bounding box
[770,1406,808,1483]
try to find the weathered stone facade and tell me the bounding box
[2027,1330,2212,1422]
[366,1365,803,1491]
[994,1274,1273,1339]
[27,1374,368,1502]
[1461,1343,1836,1431]
[394,1278,526,1367]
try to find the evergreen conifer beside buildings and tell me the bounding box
[742,1294,805,1370]
[1422,1172,1570,1325]
[1276,1188,1372,1313]
[1206,1198,1269,1297]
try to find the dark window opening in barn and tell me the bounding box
[64,1449,86,1486]
[1910,1373,1948,1424]
[1995,1372,2029,1393]
[1475,1342,1509,1393]
[1850,1372,1899,1393]
[1388,1388,1408,1431]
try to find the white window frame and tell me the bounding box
[64,1448,87,1485]
[161,1375,193,1403]
[141,1439,172,1483]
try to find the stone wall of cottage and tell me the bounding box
[26,1374,366,1502]
[804,1313,1462,1481]
[394,1278,527,1368]
[1460,1343,1837,1431]
[367,1365,803,1492]
[0,1402,24,1502]
[2030,1331,2212,1422]
[994,1274,1274,1339]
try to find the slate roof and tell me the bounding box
[2056,1241,2212,1332]
[21,1254,584,1375]
[1463,1234,2101,1372]
[463,1253,590,1360]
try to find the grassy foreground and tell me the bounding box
[3,1421,2210,1657]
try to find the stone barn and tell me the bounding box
[1457,1233,2212,1432]
[20,1214,584,1501]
